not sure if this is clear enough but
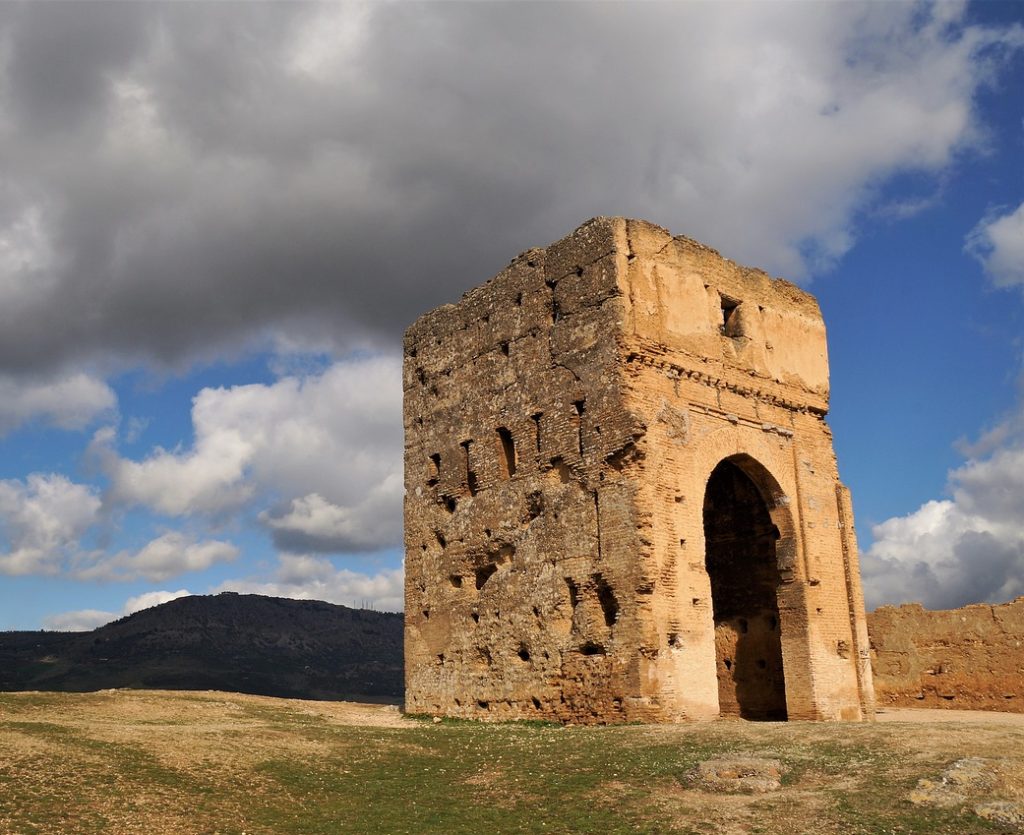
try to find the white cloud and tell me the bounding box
[43,588,191,631]
[0,372,116,435]
[0,472,236,582]
[260,475,402,553]
[43,608,115,631]
[966,201,1024,288]
[97,355,403,552]
[217,553,403,612]
[75,532,238,582]
[863,418,1024,609]
[122,587,192,613]
[0,474,101,575]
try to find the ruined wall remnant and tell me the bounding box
[403,217,875,723]
[868,599,1024,713]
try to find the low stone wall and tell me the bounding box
[868,598,1024,713]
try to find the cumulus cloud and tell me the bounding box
[43,588,191,631]
[42,609,116,632]
[0,2,1019,372]
[95,355,403,551]
[0,470,236,581]
[966,201,1024,288]
[0,372,115,435]
[863,413,1024,609]
[217,553,403,612]
[75,533,238,582]
[260,477,402,554]
[0,474,101,575]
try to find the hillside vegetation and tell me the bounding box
[2,690,1024,834]
[0,593,403,701]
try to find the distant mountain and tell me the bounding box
[0,593,404,701]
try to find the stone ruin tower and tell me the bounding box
[403,217,875,723]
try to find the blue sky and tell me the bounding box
[0,1,1022,629]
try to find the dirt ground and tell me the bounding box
[3,690,1024,834]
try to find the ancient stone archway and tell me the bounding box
[703,456,788,720]
[404,218,875,723]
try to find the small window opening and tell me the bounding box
[475,562,498,590]
[594,574,619,628]
[443,496,457,513]
[461,440,479,496]
[427,453,441,486]
[572,400,585,456]
[565,577,580,609]
[531,412,543,453]
[531,696,541,709]
[500,340,509,356]
[477,700,490,709]
[517,645,531,662]
[434,531,446,549]
[449,574,463,588]
[724,658,732,670]
[471,611,480,623]
[497,427,517,478]
[720,295,741,337]
[580,642,606,656]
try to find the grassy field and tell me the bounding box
[1,691,1023,834]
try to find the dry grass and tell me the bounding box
[2,691,1024,834]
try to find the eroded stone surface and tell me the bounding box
[909,758,995,808]
[869,598,1024,713]
[974,800,1024,828]
[689,757,784,793]
[911,758,1024,830]
[403,217,875,724]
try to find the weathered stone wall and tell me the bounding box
[403,217,874,723]
[868,599,1024,713]
[403,222,648,722]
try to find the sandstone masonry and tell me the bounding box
[869,599,1024,713]
[403,218,875,723]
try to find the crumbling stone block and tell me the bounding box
[403,217,875,723]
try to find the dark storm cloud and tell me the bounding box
[0,2,1018,373]
[5,2,149,133]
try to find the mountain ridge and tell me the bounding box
[0,592,404,701]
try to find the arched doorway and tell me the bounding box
[703,458,787,720]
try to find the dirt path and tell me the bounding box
[876,706,1024,725]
